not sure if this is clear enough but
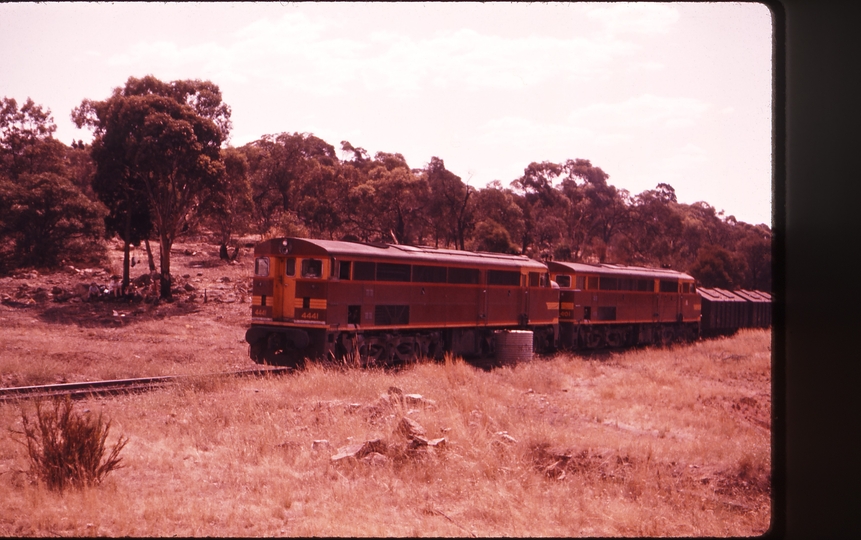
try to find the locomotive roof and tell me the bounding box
[255,237,548,270]
[546,260,694,281]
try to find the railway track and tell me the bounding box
[0,367,292,403]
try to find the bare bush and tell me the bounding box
[15,397,127,491]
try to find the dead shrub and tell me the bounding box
[14,397,128,491]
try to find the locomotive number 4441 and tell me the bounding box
[296,309,324,320]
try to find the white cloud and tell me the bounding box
[586,3,680,35]
[568,94,711,130]
[477,116,595,147]
[101,11,643,99]
[660,143,708,171]
[629,60,664,73]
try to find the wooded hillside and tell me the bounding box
[1,77,771,293]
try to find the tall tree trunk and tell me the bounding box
[122,211,131,294]
[144,238,156,271]
[159,235,172,299]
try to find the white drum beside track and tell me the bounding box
[494,330,533,366]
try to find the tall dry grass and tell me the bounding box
[0,329,771,536]
[0,304,250,388]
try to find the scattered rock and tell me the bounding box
[360,452,389,466]
[183,282,196,292]
[311,440,330,451]
[345,403,362,413]
[397,417,427,440]
[32,288,50,303]
[408,435,430,448]
[331,439,387,462]
[402,393,436,408]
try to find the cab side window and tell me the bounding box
[301,258,322,278]
[254,257,270,277]
[338,261,351,280]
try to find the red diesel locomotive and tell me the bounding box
[245,237,558,366]
[546,261,700,349]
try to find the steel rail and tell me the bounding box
[0,367,292,403]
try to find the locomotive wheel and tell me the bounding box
[249,342,266,364]
[585,327,604,349]
[263,349,305,368]
[395,341,418,363]
[426,337,444,361]
[606,329,625,348]
[360,342,387,366]
[533,327,555,354]
[660,326,675,346]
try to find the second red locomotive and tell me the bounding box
[547,261,701,350]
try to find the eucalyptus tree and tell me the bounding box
[0,97,66,180]
[208,147,253,255]
[470,181,524,254]
[422,157,474,250]
[1,97,105,271]
[74,76,231,298]
[244,132,337,237]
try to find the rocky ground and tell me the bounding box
[0,237,256,329]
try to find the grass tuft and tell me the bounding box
[14,397,128,491]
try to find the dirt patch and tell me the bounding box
[38,300,202,327]
[528,443,638,482]
[0,238,255,329]
[700,394,771,432]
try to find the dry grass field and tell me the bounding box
[0,240,772,537]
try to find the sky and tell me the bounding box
[0,2,773,226]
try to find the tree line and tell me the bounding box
[0,76,771,298]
